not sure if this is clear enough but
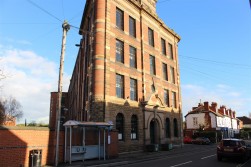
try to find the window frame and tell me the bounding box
[129,46,137,68]
[165,118,171,138]
[173,118,178,137]
[116,39,124,63]
[171,91,177,108]
[116,74,124,98]
[129,16,136,37]
[164,89,170,107]
[168,43,173,60]
[116,113,124,141]
[149,55,156,75]
[116,7,124,30]
[161,38,166,55]
[170,66,175,84]
[131,115,138,140]
[162,63,168,81]
[148,28,154,47]
[130,78,137,101]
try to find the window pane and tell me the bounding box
[130,78,137,101]
[170,67,175,84]
[161,38,166,55]
[116,8,124,30]
[116,113,124,140]
[164,89,169,107]
[168,43,173,59]
[116,74,124,98]
[148,28,154,47]
[131,115,138,140]
[162,63,168,80]
[149,55,156,75]
[166,118,170,138]
[129,46,136,68]
[172,91,177,108]
[116,39,124,63]
[129,16,136,37]
[174,118,178,137]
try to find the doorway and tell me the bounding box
[150,119,159,144]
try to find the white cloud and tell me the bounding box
[182,83,251,118]
[0,45,70,124]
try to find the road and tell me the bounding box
[122,144,251,167]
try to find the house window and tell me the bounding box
[151,84,155,93]
[116,39,124,63]
[116,113,124,141]
[166,118,170,138]
[170,67,175,84]
[129,16,136,37]
[149,55,156,75]
[130,78,137,101]
[164,89,169,107]
[129,46,137,68]
[116,74,124,98]
[162,63,168,81]
[173,118,178,137]
[171,91,177,108]
[148,28,154,47]
[116,8,124,30]
[193,117,198,126]
[131,115,138,140]
[161,38,166,55]
[168,43,173,59]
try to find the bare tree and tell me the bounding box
[2,96,23,122]
[0,101,5,124]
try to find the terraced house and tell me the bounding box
[68,0,182,152]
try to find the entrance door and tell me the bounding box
[150,120,155,144]
[150,119,159,144]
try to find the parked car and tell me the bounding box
[217,138,249,162]
[183,136,192,144]
[192,137,211,145]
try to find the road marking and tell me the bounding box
[170,161,193,167]
[89,161,129,167]
[236,158,251,167]
[201,154,216,159]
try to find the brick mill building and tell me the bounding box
[67,0,182,152]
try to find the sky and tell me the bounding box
[0,0,250,124]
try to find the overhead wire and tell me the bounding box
[26,0,62,23]
[179,55,251,69]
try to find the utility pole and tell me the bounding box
[55,20,70,166]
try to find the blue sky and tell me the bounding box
[0,0,250,124]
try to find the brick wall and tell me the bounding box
[0,126,118,167]
[0,126,64,167]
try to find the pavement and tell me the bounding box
[58,144,206,167]
[57,143,251,167]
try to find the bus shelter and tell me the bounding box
[63,120,113,164]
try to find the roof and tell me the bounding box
[63,120,113,128]
[236,116,251,125]
[185,108,222,117]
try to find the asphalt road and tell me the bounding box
[121,144,251,167]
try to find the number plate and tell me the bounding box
[224,148,233,152]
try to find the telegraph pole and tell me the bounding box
[55,20,70,166]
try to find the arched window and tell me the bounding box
[131,115,138,140]
[165,118,170,138]
[116,113,124,141]
[173,118,178,137]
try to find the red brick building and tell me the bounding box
[68,0,182,152]
[49,92,68,130]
